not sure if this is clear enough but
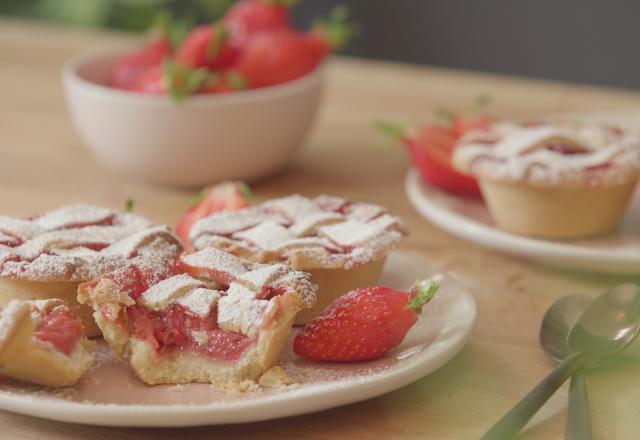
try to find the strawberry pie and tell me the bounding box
[0,299,94,387]
[453,121,640,238]
[78,248,316,386]
[0,204,183,336]
[188,195,407,323]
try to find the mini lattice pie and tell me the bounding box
[189,195,407,323]
[0,299,94,387]
[78,247,316,386]
[0,204,183,336]
[453,121,640,238]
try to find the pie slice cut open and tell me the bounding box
[0,299,94,387]
[78,248,316,387]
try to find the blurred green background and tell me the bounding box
[0,0,232,31]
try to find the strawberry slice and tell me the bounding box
[294,279,439,362]
[175,182,251,250]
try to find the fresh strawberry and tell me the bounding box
[230,6,352,88]
[294,279,439,362]
[110,38,172,90]
[376,97,493,197]
[229,28,323,88]
[175,23,240,70]
[175,182,251,250]
[224,0,294,47]
[132,61,211,100]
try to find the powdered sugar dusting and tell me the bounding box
[190,195,407,270]
[0,205,182,281]
[453,120,640,185]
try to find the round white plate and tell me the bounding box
[0,252,476,427]
[406,167,640,274]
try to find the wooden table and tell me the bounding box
[1,18,640,440]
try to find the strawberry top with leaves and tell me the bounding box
[293,279,439,362]
[175,182,251,250]
[224,0,294,47]
[175,23,240,70]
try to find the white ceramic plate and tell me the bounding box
[0,252,476,427]
[406,166,640,274]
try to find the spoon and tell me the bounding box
[540,294,593,440]
[481,283,640,440]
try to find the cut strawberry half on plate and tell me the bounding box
[175,182,251,251]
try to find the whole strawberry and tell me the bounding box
[110,37,171,90]
[175,23,240,70]
[224,0,294,47]
[294,279,439,362]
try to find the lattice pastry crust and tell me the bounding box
[0,204,182,282]
[189,195,407,270]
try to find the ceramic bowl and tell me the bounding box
[62,50,324,186]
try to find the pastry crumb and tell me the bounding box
[258,366,295,388]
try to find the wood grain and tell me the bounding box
[1,18,639,440]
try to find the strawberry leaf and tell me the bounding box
[472,93,491,113]
[374,120,407,151]
[124,198,135,213]
[163,61,211,102]
[407,278,439,314]
[189,187,211,207]
[206,22,229,60]
[227,72,248,90]
[312,5,358,50]
[238,182,252,201]
[265,0,299,7]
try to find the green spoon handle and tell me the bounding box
[566,371,591,440]
[481,352,590,440]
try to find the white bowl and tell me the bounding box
[62,50,325,186]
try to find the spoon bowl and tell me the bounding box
[568,283,640,355]
[540,294,592,363]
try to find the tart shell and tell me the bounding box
[478,177,638,238]
[293,258,386,324]
[0,300,94,387]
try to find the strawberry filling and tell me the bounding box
[98,260,260,361]
[545,141,588,155]
[127,304,254,361]
[33,306,84,356]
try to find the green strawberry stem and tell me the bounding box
[373,120,408,151]
[237,182,252,200]
[434,93,492,124]
[146,9,195,49]
[407,278,439,314]
[207,22,230,59]
[227,72,248,91]
[124,198,135,213]
[163,60,212,102]
[266,0,299,7]
[312,5,357,50]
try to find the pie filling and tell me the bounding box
[33,306,84,356]
[127,303,255,361]
[95,261,272,361]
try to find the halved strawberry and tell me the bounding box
[175,182,251,250]
[294,279,439,362]
[376,105,492,198]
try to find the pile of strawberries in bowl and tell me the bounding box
[110,0,351,98]
[63,1,351,186]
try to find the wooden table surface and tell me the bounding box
[2,18,640,440]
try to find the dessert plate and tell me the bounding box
[406,169,640,274]
[0,251,476,427]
